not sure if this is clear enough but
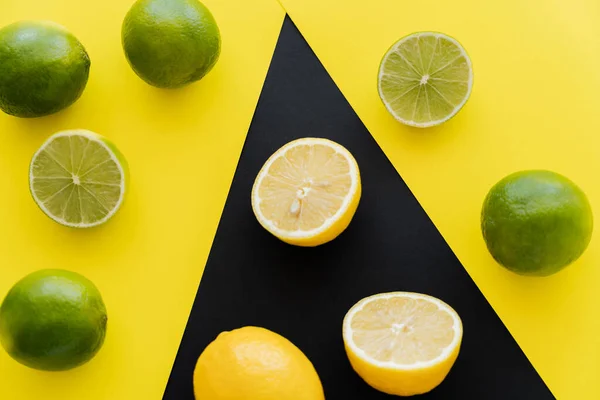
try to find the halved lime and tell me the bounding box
[378,32,473,128]
[29,130,127,228]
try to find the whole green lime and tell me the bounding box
[0,21,90,118]
[121,0,221,89]
[481,170,593,276]
[0,269,107,371]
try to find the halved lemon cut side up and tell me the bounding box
[251,137,361,247]
[343,292,463,396]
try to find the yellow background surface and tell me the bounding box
[0,0,284,399]
[279,0,600,398]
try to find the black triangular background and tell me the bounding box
[163,17,554,399]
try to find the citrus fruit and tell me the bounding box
[122,0,221,88]
[29,129,127,228]
[0,21,90,118]
[378,32,473,128]
[193,326,324,400]
[0,269,107,371]
[251,137,361,247]
[481,170,593,276]
[342,292,463,396]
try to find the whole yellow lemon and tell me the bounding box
[193,326,325,400]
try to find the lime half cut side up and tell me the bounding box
[378,32,473,128]
[29,130,127,228]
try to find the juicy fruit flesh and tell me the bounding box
[0,269,107,371]
[481,170,593,276]
[30,134,124,226]
[257,143,353,232]
[379,33,471,125]
[122,0,221,88]
[350,296,456,365]
[0,21,90,118]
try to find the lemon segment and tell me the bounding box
[343,292,463,396]
[251,137,361,246]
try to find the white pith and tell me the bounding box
[343,292,463,370]
[378,32,474,128]
[251,138,359,239]
[29,129,126,228]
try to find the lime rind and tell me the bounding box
[29,130,126,228]
[481,170,593,276]
[0,268,107,371]
[0,21,90,118]
[121,0,222,89]
[378,31,473,128]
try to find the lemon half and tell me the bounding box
[251,137,361,246]
[343,292,463,396]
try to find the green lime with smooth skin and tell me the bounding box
[0,21,90,118]
[481,170,593,277]
[121,0,221,89]
[0,269,107,371]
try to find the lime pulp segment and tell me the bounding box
[378,32,473,127]
[29,130,126,227]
